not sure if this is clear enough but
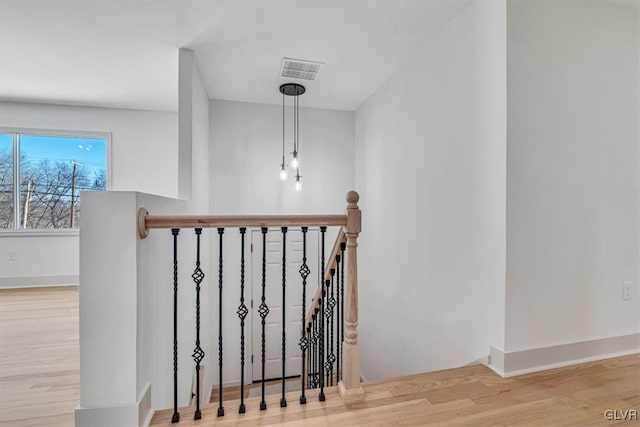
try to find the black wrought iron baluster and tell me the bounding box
[280,227,288,408]
[191,228,205,420]
[217,228,225,417]
[299,227,310,404]
[319,291,325,401]
[340,241,346,383]
[171,228,180,424]
[318,227,326,401]
[308,312,312,388]
[313,309,319,388]
[259,227,269,410]
[335,253,341,383]
[306,324,312,390]
[237,228,248,414]
[309,315,314,388]
[324,283,329,387]
[327,269,336,386]
[323,279,332,387]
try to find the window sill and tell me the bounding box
[0,229,80,237]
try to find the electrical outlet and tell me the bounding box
[7,250,17,262]
[623,281,632,301]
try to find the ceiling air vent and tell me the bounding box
[281,57,324,81]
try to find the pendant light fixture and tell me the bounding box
[279,83,305,191]
[295,169,302,192]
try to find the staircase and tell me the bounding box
[137,191,365,422]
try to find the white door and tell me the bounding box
[251,228,319,381]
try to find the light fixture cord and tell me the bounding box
[282,92,285,166]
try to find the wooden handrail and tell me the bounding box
[137,210,346,239]
[137,190,364,401]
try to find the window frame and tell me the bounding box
[0,127,112,234]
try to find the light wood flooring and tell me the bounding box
[210,377,302,403]
[151,354,639,426]
[0,287,79,427]
[1,287,639,426]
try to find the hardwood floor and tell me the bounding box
[152,354,640,426]
[0,287,79,427]
[210,377,302,403]
[1,287,638,426]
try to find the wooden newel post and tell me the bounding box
[338,190,365,401]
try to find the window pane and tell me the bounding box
[0,134,13,229]
[19,135,107,229]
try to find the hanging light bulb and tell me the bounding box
[295,170,302,192]
[279,83,306,188]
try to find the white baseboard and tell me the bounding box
[75,382,153,427]
[139,383,153,427]
[488,333,640,377]
[0,274,78,288]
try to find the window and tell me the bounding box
[0,130,109,231]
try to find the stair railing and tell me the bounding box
[137,191,364,422]
[303,190,364,401]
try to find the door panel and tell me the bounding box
[251,229,319,381]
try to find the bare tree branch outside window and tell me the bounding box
[0,133,107,230]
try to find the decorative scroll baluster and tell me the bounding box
[327,268,336,386]
[136,190,364,411]
[319,226,326,401]
[171,228,180,424]
[335,253,341,383]
[237,228,248,414]
[299,227,310,404]
[280,227,288,408]
[191,228,205,420]
[259,227,269,410]
[340,241,346,384]
[217,228,225,417]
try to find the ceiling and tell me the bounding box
[0,1,469,112]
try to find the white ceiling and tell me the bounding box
[0,0,469,112]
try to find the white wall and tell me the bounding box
[0,102,178,197]
[505,0,639,351]
[354,0,507,381]
[191,58,211,214]
[78,192,141,410]
[0,102,178,287]
[76,191,191,427]
[210,99,354,215]
[77,50,211,425]
[208,99,355,387]
[139,49,213,411]
[0,232,78,287]
[136,193,192,414]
